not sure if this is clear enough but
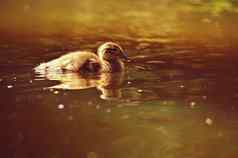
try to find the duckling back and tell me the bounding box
[34,51,100,73]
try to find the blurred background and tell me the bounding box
[1,0,238,42]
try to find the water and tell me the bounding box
[1,33,238,158]
[1,1,238,157]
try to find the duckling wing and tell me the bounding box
[61,52,101,72]
[35,51,100,73]
[80,58,101,72]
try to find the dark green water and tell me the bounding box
[1,1,238,157]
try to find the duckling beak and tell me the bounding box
[121,51,130,61]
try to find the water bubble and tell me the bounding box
[180,85,185,88]
[202,96,207,100]
[205,118,213,125]
[63,92,67,96]
[137,89,143,93]
[57,104,64,109]
[163,101,168,105]
[7,85,13,89]
[88,101,93,106]
[53,91,59,94]
[106,108,111,113]
[190,102,196,108]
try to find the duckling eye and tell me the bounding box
[106,48,117,53]
[109,48,117,51]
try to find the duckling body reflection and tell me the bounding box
[35,42,127,100]
[35,42,128,73]
[40,72,125,100]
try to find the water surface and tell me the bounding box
[1,1,238,157]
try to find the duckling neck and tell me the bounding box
[101,59,124,72]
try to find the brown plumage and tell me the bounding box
[34,42,128,73]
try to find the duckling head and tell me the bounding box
[97,42,128,62]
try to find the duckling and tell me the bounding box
[34,42,128,73]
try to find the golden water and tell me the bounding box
[1,1,238,158]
